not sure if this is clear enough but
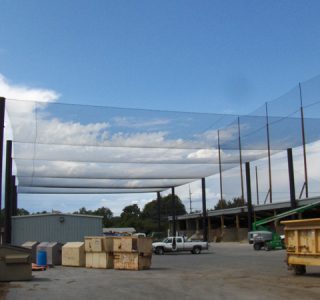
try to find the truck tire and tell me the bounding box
[293,265,306,275]
[253,243,262,250]
[192,246,201,254]
[155,247,164,255]
[265,243,272,251]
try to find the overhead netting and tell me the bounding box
[5,75,320,195]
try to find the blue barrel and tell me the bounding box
[36,250,47,266]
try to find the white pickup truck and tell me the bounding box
[152,236,209,255]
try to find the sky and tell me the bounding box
[1,0,320,215]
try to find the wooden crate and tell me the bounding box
[114,252,152,270]
[85,252,114,269]
[62,242,85,267]
[113,237,152,255]
[84,236,113,253]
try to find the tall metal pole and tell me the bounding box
[11,176,17,216]
[265,103,273,203]
[171,187,176,237]
[218,130,223,208]
[188,184,192,214]
[287,148,297,210]
[201,178,208,242]
[245,162,253,231]
[157,192,161,231]
[0,97,5,235]
[238,116,244,203]
[255,166,259,205]
[4,140,12,244]
[299,83,308,198]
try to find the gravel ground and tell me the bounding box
[2,243,320,300]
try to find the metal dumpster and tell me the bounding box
[281,218,320,275]
[0,245,32,281]
[21,241,39,263]
[37,242,62,266]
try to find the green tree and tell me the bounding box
[214,197,246,210]
[17,208,30,215]
[119,204,143,231]
[121,204,140,218]
[141,194,187,233]
[93,206,113,227]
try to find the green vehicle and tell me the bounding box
[249,201,320,251]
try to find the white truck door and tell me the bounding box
[164,237,173,251]
[175,237,184,251]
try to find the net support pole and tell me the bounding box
[265,103,272,203]
[171,187,176,237]
[238,117,244,203]
[299,83,308,198]
[11,176,17,216]
[287,148,297,210]
[0,97,5,239]
[201,178,208,242]
[4,140,12,244]
[255,166,259,205]
[157,191,161,231]
[245,162,253,231]
[218,130,223,207]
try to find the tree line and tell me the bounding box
[0,194,187,234]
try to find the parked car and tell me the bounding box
[152,236,208,255]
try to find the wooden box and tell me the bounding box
[62,242,85,267]
[84,236,113,253]
[85,252,114,269]
[114,252,152,270]
[113,237,152,255]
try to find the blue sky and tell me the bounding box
[1,0,320,214]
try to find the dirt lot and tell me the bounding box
[2,243,320,300]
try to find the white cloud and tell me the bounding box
[0,74,59,102]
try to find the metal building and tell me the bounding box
[11,214,103,245]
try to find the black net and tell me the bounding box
[5,75,320,200]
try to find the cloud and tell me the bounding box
[0,74,59,102]
[112,116,170,128]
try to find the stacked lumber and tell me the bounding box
[113,236,152,270]
[84,236,114,269]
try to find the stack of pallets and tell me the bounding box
[84,236,114,269]
[113,236,152,270]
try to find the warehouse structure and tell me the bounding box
[169,197,320,242]
[11,213,103,245]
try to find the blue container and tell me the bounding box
[36,250,47,266]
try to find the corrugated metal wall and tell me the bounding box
[11,214,103,245]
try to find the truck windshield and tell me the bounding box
[162,238,172,243]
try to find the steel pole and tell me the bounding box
[171,187,176,237]
[218,130,223,208]
[287,148,297,210]
[265,103,272,203]
[238,117,244,203]
[245,162,253,231]
[299,83,308,198]
[4,140,12,244]
[157,192,161,231]
[255,166,259,205]
[0,97,5,237]
[201,178,208,242]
